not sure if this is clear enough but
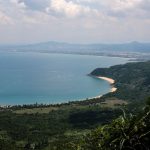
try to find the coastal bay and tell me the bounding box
[0,52,129,105]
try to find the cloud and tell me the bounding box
[140,0,150,10]
[44,0,150,19]
[110,0,141,11]
[20,0,49,11]
[46,0,99,18]
[102,0,150,19]
[10,0,26,9]
[0,0,51,25]
[0,0,150,44]
[1,0,149,20]
[0,10,14,25]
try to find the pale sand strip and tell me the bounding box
[110,87,117,92]
[96,76,115,84]
[94,76,117,93]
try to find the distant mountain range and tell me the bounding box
[0,41,150,52]
[0,41,150,59]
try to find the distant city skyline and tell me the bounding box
[0,0,150,44]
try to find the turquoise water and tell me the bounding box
[0,52,129,105]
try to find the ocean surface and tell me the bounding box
[0,52,129,105]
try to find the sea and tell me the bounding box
[0,52,129,105]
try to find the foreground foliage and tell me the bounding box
[35,98,150,150]
[79,98,150,150]
[0,105,122,150]
[0,98,147,150]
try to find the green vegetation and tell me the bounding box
[0,61,150,149]
[91,61,150,103]
[73,98,150,150]
[0,105,122,149]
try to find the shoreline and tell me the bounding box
[90,75,117,93]
[0,76,117,108]
[95,76,115,84]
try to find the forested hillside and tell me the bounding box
[91,61,150,102]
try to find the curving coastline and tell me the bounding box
[89,75,117,93]
[95,76,115,84]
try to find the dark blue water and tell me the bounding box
[0,52,129,105]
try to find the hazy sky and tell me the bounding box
[0,0,150,44]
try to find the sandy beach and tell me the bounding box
[110,87,117,92]
[96,76,115,84]
[93,76,117,93]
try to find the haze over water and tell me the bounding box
[0,52,129,105]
